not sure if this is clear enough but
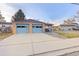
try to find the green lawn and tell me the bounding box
[0,33,13,40]
[56,31,79,38]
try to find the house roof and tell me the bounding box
[45,23,53,26]
[14,19,53,25]
[14,19,43,23]
[0,22,12,24]
[60,24,75,26]
[60,25,75,26]
[60,23,78,26]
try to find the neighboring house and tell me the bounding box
[0,11,12,33]
[60,23,79,31]
[0,22,12,27]
[11,9,53,34]
[60,18,79,31]
[0,22,12,33]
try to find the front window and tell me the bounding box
[36,26,42,28]
[32,26,42,28]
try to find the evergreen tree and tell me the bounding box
[14,9,25,20]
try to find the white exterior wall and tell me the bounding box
[5,24,11,27]
[61,26,74,31]
[0,24,11,27]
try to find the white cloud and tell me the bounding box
[0,3,16,22]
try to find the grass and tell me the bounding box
[56,31,79,38]
[0,32,13,40]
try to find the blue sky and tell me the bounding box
[1,3,79,24]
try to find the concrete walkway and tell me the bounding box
[0,33,79,56]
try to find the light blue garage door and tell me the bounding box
[16,24,29,33]
[32,24,42,33]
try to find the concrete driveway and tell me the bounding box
[0,33,79,56]
[0,33,63,56]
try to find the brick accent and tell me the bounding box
[42,23,45,32]
[29,22,32,33]
[12,22,16,34]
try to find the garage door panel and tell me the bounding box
[16,28,28,33]
[32,28,42,33]
[32,25,42,33]
[16,24,29,33]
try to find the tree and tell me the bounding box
[64,18,76,25]
[14,9,25,20]
[0,11,5,22]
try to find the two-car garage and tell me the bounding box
[16,24,43,33]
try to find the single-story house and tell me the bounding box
[0,22,12,27]
[0,22,12,32]
[12,19,53,34]
[11,9,53,34]
[60,23,79,31]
